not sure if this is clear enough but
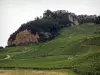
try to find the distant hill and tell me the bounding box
[8,10,98,46]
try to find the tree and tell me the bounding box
[43,10,53,18]
[0,46,3,49]
[95,16,100,24]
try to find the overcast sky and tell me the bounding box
[0,0,100,47]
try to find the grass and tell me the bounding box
[0,55,7,59]
[0,69,78,75]
[0,23,100,75]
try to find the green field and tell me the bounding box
[0,23,100,75]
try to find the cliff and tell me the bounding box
[8,30,39,46]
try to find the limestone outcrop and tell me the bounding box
[8,30,40,46]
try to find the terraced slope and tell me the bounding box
[0,23,100,75]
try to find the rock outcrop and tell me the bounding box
[68,13,79,25]
[8,30,40,46]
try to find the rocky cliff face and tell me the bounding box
[8,30,40,46]
[68,13,79,25]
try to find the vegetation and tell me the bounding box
[0,23,100,75]
[0,46,3,49]
[8,10,97,46]
[95,16,100,24]
[8,10,72,46]
[0,69,78,75]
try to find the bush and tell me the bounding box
[95,16,100,24]
[0,46,3,49]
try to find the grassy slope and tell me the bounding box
[0,23,100,74]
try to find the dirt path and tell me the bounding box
[4,55,10,59]
[0,55,10,60]
[0,70,68,75]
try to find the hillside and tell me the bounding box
[0,23,100,75]
[8,10,97,46]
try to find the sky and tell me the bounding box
[0,0,100,47]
